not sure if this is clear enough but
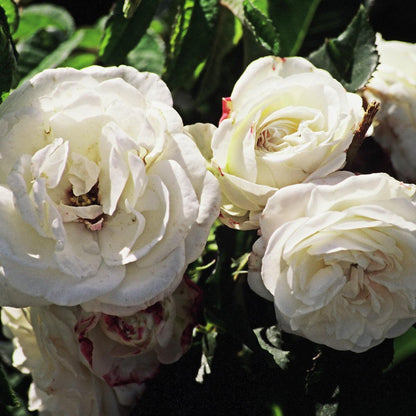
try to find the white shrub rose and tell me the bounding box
[74,277,202,387]
[0,66,220,314]
[1,306,129,416]
[363,35,416,182]
[210,56,364,229]
[1,277,201,415]
[248,172,416,352]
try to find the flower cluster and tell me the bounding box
[0,65,219,414]
[2,39,416,413]
[192,54,416,352]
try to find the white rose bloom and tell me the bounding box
[74,277,202,388]
[1,277,201,414]
[1,306,129,416]
[248,172,416,352]
[363,34,416,182]
[209,56,364,229]
[0,66,220,314]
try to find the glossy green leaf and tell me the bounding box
[60,26,102,69]
[267,0,321,56]
[166,0,219,89]
[16,28,65,78]
[243,0,279,55]
[168,0,194,64]
[0,6,18,98]
[99,0,159,65]
[0,0,18,34]
[61,52,97,70]
[127,29,165,75]
[13,4,74,41]
[301,0,361,54]
[197,6,242,102]
[77,26,102,50]
[390,327,416,369]
[308,4,378,91]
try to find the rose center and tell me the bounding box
[341,250,394,301]
[67,182,105,231]
[255,120,299,152]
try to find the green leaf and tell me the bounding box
[301,0,361,55]
[123,0,141,18]
[13,4,75,41]
[16,27,67,78]
[0,0,18,34]
[243,0,279,55]
[0,6,18,98]
[77,26,102,50]
[60,26,103,70]
[61,52,97,70]
[196,5,242,103]
[0,364,18,407]
[165,0,219,89]
[168,0,194,65]
[127,29,165,75]
[99,0,159,65]
[19,29,85,84]
[389,327,416,369]
[254,326,290,369]
[267,0,321,56]
[308,4,378,92]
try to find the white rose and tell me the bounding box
[1,277,201,414]
[0,66,220,314]
[1,306,130,416]
[74,276,202,386]
[363,34,416,182]
[248,172,416,352]
[209,56,364,229]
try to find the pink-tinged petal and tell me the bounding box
[219,97,232,123]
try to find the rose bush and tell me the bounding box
[0,66,220,314]
[248,172,416,352]
[363,35,416,182]
[1,277,201,415]
[208,56,364,229]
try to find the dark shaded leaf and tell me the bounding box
[267,0,321,56]
[243,0,279,55]
[308,4,378,92]
[0,6,18,98]
[300,0,361,55]
[99,0,159,65]
[316,402,339,416]
[254,326,290,369]
[196,6,242,103]
[17,28,84,83]
[0,0,18,34]
[0,364,18,407]
[165,0,219,89]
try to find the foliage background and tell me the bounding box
[1,0,416,415]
